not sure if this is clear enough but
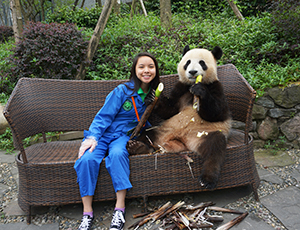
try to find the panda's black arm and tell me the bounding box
[153,82,191,119]
[197,81,231,122]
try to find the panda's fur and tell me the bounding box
[126,45,232,189]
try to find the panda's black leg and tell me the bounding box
[197,131,227,189]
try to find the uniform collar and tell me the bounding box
[137,87,150,102]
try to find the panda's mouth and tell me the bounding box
[189,76,197,82]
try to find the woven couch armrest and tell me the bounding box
[217,64,256,143]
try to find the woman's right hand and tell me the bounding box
[78,138,97,158]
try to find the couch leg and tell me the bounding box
[251,184,260,201]
[142,196,148,213]
[26,206,31,224]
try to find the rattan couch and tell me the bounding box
[3,64,259,224]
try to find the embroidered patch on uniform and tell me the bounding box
[122,99,133,111]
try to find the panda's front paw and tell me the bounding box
[126,140,151,155]
[190,83,206,98]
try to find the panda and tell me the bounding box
[126,45,232,189]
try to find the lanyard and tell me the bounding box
[131,96,140,122]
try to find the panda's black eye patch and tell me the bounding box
[184,60,191,70]
[199,60,208,70]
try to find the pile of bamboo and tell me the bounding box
[129,201,248,230]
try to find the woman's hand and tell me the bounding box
[78,138,97,158]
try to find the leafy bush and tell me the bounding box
[85,12,299,97]
[1,8,299,100]
[87,13,199,80]
[47,5,103,28]
[0,39,15,95]
[0,128,14,154]
[0,26,14,43]
[10,21,89,80]
[269,0,300,45]
[145,0,269,17]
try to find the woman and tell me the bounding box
[74,52,160,230]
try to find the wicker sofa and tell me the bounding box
[3,64,259,224]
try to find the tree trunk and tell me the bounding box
[40,0,45,21]
[114,0,120,14]
[19,0,30,22]
[139,0,147,16]
[80,0,86,8]
[73,0,79,11]
[10,0,23,43]
[75,0,115,80]
[159,0,172,28]
[1,2,8,26]
[227,0,244,21]
[96,0,101,6]
[130,0,137,18]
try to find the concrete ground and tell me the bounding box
[0,148,300,230]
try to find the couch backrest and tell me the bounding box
[4,78,127,142]
[3,64,255,147]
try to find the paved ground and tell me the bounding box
[0,148,300,230]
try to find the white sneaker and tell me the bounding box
[110,210,125,230]
[78,215,93,230]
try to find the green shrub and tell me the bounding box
[0,26,14,43]
[46,4,124,29]
[86,14,188,80]
[47,5,103,28]
[270,0,300,45]
[86,12,299,97]
[0,39,15,96]
[1,11,299,99]
[10,21,89,80]
[145,0,268,17]
[241,58,300,97]
[0,128,14,154]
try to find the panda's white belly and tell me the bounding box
[156,106,231,142]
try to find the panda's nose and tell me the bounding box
[189,70,197,76]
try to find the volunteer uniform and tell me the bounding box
[74,80,151,197]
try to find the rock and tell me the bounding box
[252,104,267,120]
[254,149,295,166]
[231,120,245,130]
[253,139,265,149]
[257,168,283,184]
[257,116,279,140]
[268,84,300,108]
[256,96,275,108]
[268,108,297,119]
[280,113,300,141]
[295,104,300,110]
[0,105,9,135]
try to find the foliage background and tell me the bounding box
[1,0,299,99]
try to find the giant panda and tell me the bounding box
[126,45,232,189]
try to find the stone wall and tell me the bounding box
[250,83,300,149]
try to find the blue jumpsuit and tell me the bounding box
[74,80,150,197]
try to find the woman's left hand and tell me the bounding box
[78,138,97,158]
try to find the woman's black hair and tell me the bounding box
[129,52,160,92]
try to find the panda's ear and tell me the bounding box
[183,45,190,56]
[211,46,223,60]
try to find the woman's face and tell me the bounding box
[135,56,156,87]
